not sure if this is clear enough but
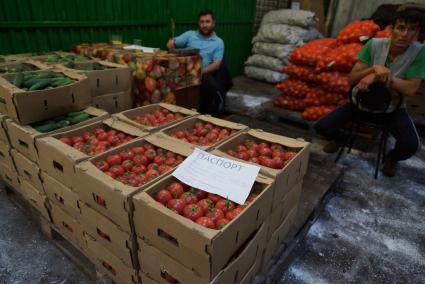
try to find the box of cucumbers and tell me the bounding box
[0,69,91,125]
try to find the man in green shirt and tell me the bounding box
[315,9,424,177]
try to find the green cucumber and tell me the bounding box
[55,120,70,128]
[34,122,60,133]
[13,73,24,88]
[28,79,51,91]
[66,111,85,117]
[69,112,90,124]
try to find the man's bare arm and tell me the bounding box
[390,78,422,97]
[348,61,375,86]
[202,60,221,75]
[166,39,176,49]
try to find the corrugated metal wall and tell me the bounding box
[0,0,256,75]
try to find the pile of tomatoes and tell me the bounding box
[276,79,311,99]
[172,121,237,146]
[59,128,134,156]
[133,107,185,128]
[273,95,306,111]
[288,38,337,66]
[303,87,348,107]
[316,43,363,72]
[302,105,336,121]
[154,181,258,229]
[95,144,185,187]
[224,140,297,169]
[282,65,317,82]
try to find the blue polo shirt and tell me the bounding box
[174,30,224,68]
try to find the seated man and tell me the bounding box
[167,10,232,115]
[315,9,424,177]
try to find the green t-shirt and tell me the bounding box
[357,39,425,80]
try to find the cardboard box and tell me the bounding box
[262,206,297,271]
[91,89,133,114]
[0,69,92,125]
[80,202,135,267]
[132,174,274,280]
[49,202,85,251]
[36,117,148,189]
[41,171,81,219]
[0,161,19,190]
[0,139,15,169]
[6,107,108,163]
[267,180,303,239]
[211,129,310,210]
[57,60,132,97]
[139,273,158,284]
[113,103,198,132]
[0,60,51,75]
[11,149,44,194]
[0,113,9,143]
[160,115,248,150]
[19,179,50,221]
[239,258,261,284]
[84,232,139,284]
[138,222,267,284]
[74,133,195,233]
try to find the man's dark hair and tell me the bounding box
[199,10,215,20]
[392,8,423,27]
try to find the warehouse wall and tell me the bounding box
[329,0,425,36]
[0,0,256,76]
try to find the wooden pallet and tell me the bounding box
[3,184,113,284]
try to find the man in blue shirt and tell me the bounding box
[167,10,232,115]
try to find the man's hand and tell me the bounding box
[373,65,391,84]
[357,73,376,91]
[166,39,176,49]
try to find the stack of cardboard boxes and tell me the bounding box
[0,53,311,284]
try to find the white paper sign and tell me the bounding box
[172,148,260,204]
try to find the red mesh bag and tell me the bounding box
[336,20,380,44]
[302,105,336,121]
[275,78,312,99]
[288,38,337,67]
[315,71,350,94]
[282,65,317,81]
[303,87,347,106]
[273,95,306,111]
[316,43,363,72]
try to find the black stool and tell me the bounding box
[335,83,402,179]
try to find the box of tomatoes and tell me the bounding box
[74,133,195,233]
[112,102,198,133]
[132,173,274,280]
[137,222,267,284]
[160,115,248,150]
[211,129,310,209]
[36,116,148,189]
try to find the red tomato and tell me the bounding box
[236,152,250,161]
[131,164,146,174]
[180,192,198,205]
[146,169,159,179]
[175,131,186,139]
[72,137,84,144]
[197,199,215,213]
[258,142,270,149]
[236,145,248,152]
[97,132,108,141]
[165,157,176,166]
[96,161,109,172]
[155,189,173,205]
[133,154,148,166]
[168,182,184,198]
[109,165,124,177]
[226,150,237,156]
[106,154,122,166]
[196,217,216,229]
[216,218,230,229]
[107,135,120,146]
[206,208,224,223]
[272,157,284,169]
[208,193,222,204]
[182,204,203,221]
[132,146,145,155]
[225,210,239,221]
[121,159,134,171]
[107,130,117,136]
[271,143,284,152]
[59,137,73,146]
[154,156,166,165]
[119,150,135,161]
[167,199,186,214]
[258,147,272,157]
[82,132,91,142]
[117,132,126,139]
[190,188,208,200]
[147,163,159,171]
[283,151,297,160]
[215,199,235,214]
[258,156,274,168]
[144,149,157,162]
[104,171,115,179]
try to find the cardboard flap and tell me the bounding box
[198,115,247,130]
[83,106,109,117]
[158,102,198,116]
[145,132,194,157]
[24,59,52,70]
[247,129,309,149]
[103,117,148,138]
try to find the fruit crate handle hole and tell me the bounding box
[157,228,179,247]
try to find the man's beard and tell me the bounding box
[199,28,214,36]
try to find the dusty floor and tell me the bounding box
[0,114,424,283]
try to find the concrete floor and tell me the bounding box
[0,95,424,282]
